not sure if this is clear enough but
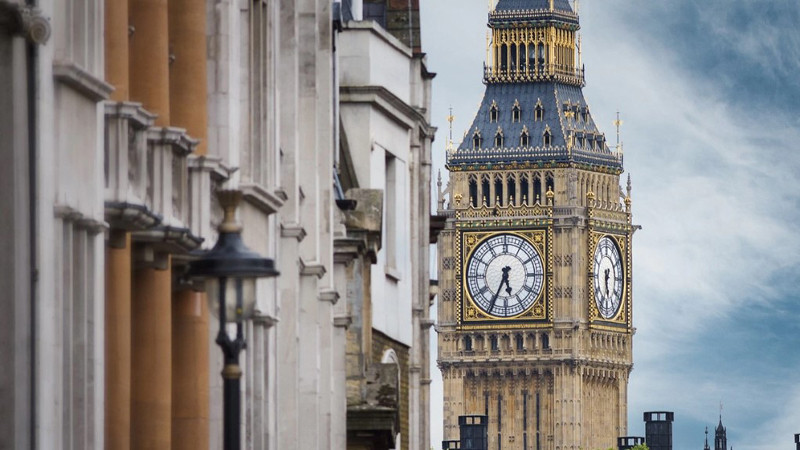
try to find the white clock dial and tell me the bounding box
[593,236,624,319]
[465,233,544,318]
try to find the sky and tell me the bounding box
[420,1,800,449]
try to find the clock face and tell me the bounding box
[593,236,624,319]
[465,233,544,318]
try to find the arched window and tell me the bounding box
[541,332,550,349]
[481,175,490,206]
[520,43,528,71]
[490,335,499,352]
[506,174,516,205]
[494,129,504,148]
[538,43,546,73]
[512,101,521,123]
[520,126,530,147]
[535,101,544,121]
[464,335,473,352]
[543,128,552,147]
[520,174,530,205]
[494,175,503,206]
[472,131,482,150]
[527,44,537,70]
[510,43,517,72]
[489,102,499,123]
[515,334,524,351]
[469,176,478,207]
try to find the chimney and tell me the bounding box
[643,411,674,450]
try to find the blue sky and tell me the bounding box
[421,1,800,449]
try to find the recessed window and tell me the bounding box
[469,176,478,207]
[520,127,530,147]
[494,175,503,206]
[516,334,524,351]
[472,131,482,150]
[494,131,503,148]
[535,103,544,121]
[490,104,499,123]
[543,129,552,147]
[464,335,473,352]
[490,335,499,352]
[512,101,521,123]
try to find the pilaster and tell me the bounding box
[171,290,210,450]
[129,0,170,126]
[131,256,173,450]
[168,0,207,155]
[104,0,129,101]
[105,231,132,450]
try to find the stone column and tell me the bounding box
[167,1,210,446]
[168,0,207,155]
[172,290,210,450]
[131,257,173,449]
[105,232,132,450]
[129,0,170,126]
[105,0,129,101]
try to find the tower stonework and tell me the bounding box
[436,1,635,449]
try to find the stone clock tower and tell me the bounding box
[436,1,636,449]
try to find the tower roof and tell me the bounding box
[450,82,621,170]
[495,0,573,13]
[490,0,579,28]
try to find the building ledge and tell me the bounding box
[54,61,113,102]
[241,183,286,216]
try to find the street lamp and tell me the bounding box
[187,189,279,450]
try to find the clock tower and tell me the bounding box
[436,1,635,449]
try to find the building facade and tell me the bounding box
[337,2,435,449]
[436,1,635,449]
[0,0,433,449]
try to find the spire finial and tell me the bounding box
[626,174,632,198]
[613,111,624,156]
[447,106,455,143]
[446,107,456,152]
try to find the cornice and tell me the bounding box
[240,182,286,216]
[54,62,114,102]
[340,85,435,136]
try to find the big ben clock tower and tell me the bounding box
[436,1,635,449]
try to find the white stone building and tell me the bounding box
[0,0,434,449]
[338,2,436,448]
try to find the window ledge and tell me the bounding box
[241,183,285,216]
[54,61,113,102]
[384,265,402,282]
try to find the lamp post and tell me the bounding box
[187,190,279,450]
